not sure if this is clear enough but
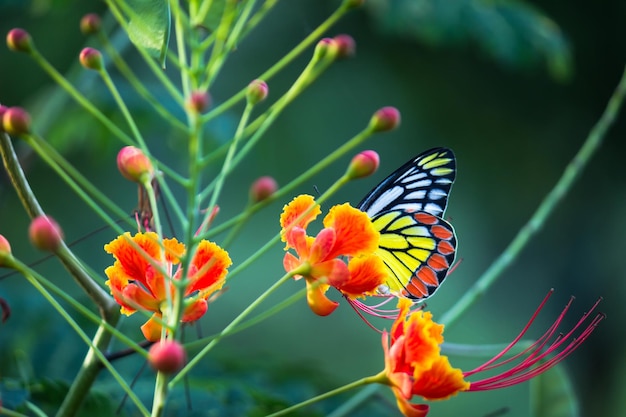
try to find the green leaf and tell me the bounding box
[530,363,580,417]
[127,0,171,67]
[365,0,573,81]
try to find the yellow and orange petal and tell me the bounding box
[393,392,430,417]
[403,311,444,375]
[305,279,339,316]
[337,254,387,298]
[280,195,321,247]
[141,313,164,342]
[322,203,379,259]
[412,355,469,401]
[185,240,231,295]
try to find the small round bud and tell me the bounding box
[369,106,401,132]
[343,0,364,8]
[80,13,101,35]
[187,91,211,113]
[2,107,31,136]
[250,176,278,202]
[79,47,103,70]
[29,215,64,251]
[346,150,380,180]
[0,105,9,130]
[333,34,355,59]
[246,79,268,105]
[6,28,33,53]
[148,340,186,374]
[0,234,12,269]
[314,38,339,61]
[117,146,154,183]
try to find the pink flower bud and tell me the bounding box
[6,28,33,53]
[369,106,401,132]
[117,146,154,183]
[346,150,379,180]
[29,215,64,251]
[0,234,12,258]
[314,38,339,60]
[250,176,278,202]
[79,47,103,70]
[148,340,187,374]
[333,34,355,59]
[80,13,101,35]
[188,91,211,113]
[246,79,268,105]
[2,107,31,136]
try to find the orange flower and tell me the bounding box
[104,232,231,341]
[380,294,604,417]
[280,195,386,316]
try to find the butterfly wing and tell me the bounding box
[358,147,456,218]
[371,210,456,300]
[358,148,457,301]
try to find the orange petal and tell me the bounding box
[280,195,321,245]
[182,299,208,322]
[186,240,231,295]
[393,390,430,417]
[141,313,163,342]
[310,259,349,287]
[338,254,388,298]
[309,228,336,264]
[163,237,185,263]
[323,204,379,258]
[404,311,443,375]
[122,283,161,312]
[412,355,469,401]
[104,232,161,286]
[305,279,338,316]
[283,252,305,278]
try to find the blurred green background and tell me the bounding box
[1,0,625,416]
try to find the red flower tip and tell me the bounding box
[80,13,101,35]
[346,150,379,180]
[148,339,187,374]
[333,34,356,59]
[116,146,154,183]
[6,28,33,53]
[0,235,12,267]
[370,106,401,132]
[188,91,211,113]
[29,215,64,252]
[250,176,278,202]
[2,107,31,136]
[79,47,103,70]
[246,79,269,105]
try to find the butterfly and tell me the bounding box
[358,147,457,301]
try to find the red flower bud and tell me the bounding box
[250,176,278,202]
[2,107,31,136]
[346,150,380,180]
[148,340,187,374]
[6,28,33,53]
[333,34,356,59]
[29,215,64,252]
[246,79,269,105]
[188,91,211,113]
[369,106,401,132]
[314,38,339,60]
[80,13,101,35]
[0,234,12,258]
[79,47,103,70]
[117,146,154,183]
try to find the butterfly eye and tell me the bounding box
[358,148,457,301]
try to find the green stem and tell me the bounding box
[441,65,626,328]
[265,373,383,417]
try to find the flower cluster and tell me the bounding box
[280,194,388,316]
[104,232,231,341]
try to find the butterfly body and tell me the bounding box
[358,148,457,301]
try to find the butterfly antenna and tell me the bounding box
[312,185,321,197]
[448,257,463,276]
[345,296,383,333]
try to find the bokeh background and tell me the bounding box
[1,1,625,416]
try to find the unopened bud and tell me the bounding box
[333,34,355,59]
[29,215,64,251]
[314,38,339,61]
[2,107,31,136]
[6,28,33,53]
[188,91,211,113]
[79,47,103,70]
[369,106,401,132]
[250,176,278,202]
[80,13,101,35]
[148,340,187,374]
[246,79,268,105]
[346,150,379,180]
[0,234,12,268]
[343,0,364,8]
[117,146,154,183]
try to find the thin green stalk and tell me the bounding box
[169,271,295,387]
[441,65,626,328]
[26,46,133,144]
[0,407,30,417]
[266,373,383,417]
[199,0,353,125]
[171,0,192,99]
